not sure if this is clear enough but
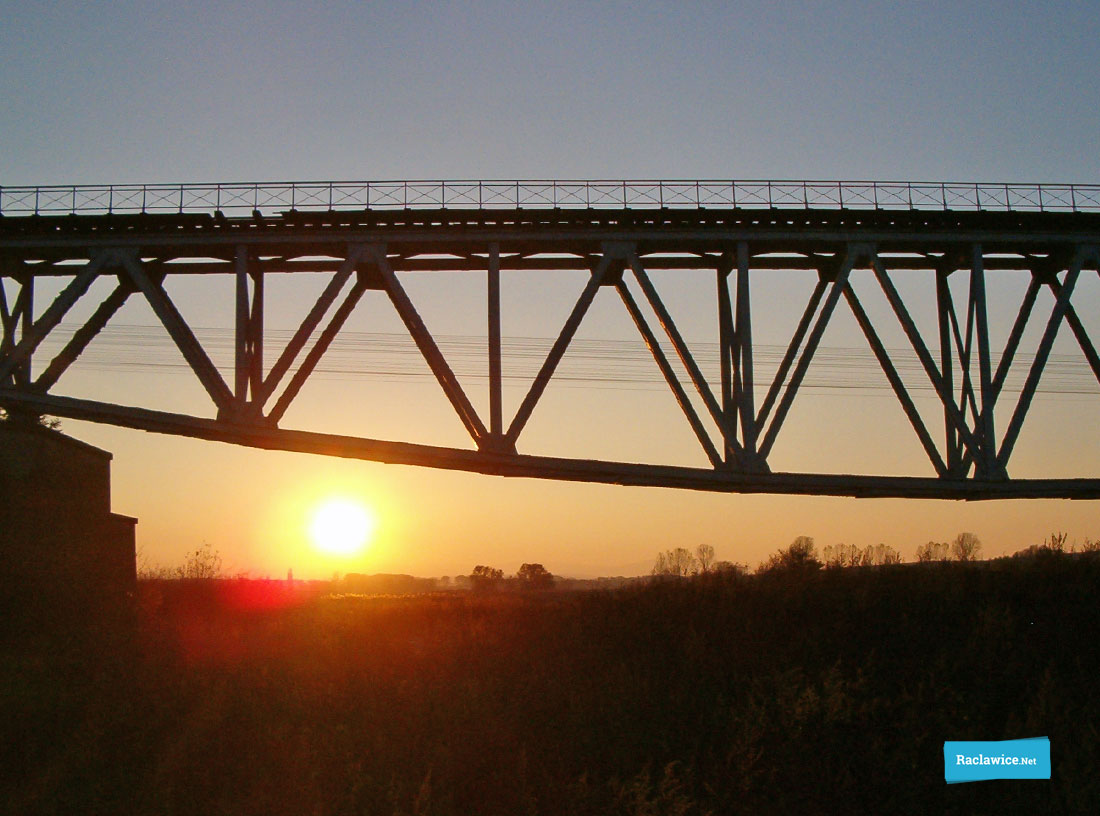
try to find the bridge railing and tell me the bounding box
[2,179,1099,216]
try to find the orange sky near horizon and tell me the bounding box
[20,261,1098,581]
[5,2,1100,581]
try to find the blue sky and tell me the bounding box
[4,1,1098,184]
[3,1,1099,576]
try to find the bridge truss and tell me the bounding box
[1,183,1099,499]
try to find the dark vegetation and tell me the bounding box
[3,545,1100,815]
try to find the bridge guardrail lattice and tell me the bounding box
[2,179,1099,216]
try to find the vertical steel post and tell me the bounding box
[736,242,756,455]
[488,242,503,438]
[716,258,734,462]
[0,275,10,346]
[936,267,958,472]
[18,276,33,385]
[971,245,997,476]
[235,247,250,403]
[249,268,264,402]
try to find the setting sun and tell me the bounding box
[308,498,376,556]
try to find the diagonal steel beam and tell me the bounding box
[616,277,723,468]
[259,246,365,405]
[755,277,827,435]
[871,257,986,467]
[267,277,368,425]
[944,269,998,478]
[1041,272,1100,386]
[121,252,235,413]
[0,253,107,381]
[758,251,855,460]
[955,270,1044,479]
[945,286,980,424]
[0,284,18,355]
[843,282,947,476]
[991,275,1041,397]
[997,249,1092,468]
[370,245,489,447]
[33,281,132,392]
[970,246,998,477]
[627,254,742,462]
[505,253,614,447]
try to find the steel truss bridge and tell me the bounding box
[1,179,1099,499]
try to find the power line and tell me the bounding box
[41,323,1100,399]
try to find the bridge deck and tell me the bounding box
[4,207,1099,271]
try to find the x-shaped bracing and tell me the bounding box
[1,240,1098,494]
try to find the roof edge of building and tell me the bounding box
[0,421,114,461]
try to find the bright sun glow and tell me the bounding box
[308,498,376,556]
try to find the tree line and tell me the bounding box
[652,531,1100,577]
[468,562,555,592]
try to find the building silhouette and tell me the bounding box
[0,421,136,633]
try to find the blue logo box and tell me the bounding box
[944,738,1050,783]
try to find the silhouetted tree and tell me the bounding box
[951,532,981,562]
[695,544,716,573]
[175,541,222,579]
[759,536,821,574]
[823,543,860,568]
[868,543,902,565]
[827,542,903,567]
[1044,532,1068,553]
[470,565,504,592]
[652,547,698,577]
[916,541,951,562]
[516,563,555,590]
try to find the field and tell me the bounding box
[3,554,1099,815]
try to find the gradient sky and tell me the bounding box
[3,1,1099,577]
